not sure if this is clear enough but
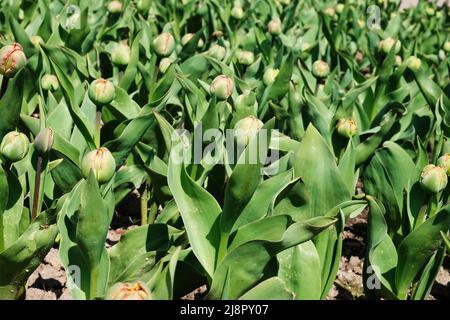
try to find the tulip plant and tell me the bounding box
[0,0,449,300]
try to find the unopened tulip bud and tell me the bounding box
[336,3,345,14]
[324,7,335,17]
[0,43,27,78]
[111,42,131,66]
[406,56,421,70]
[237,51,254,66]
[137,0,151,13]
[152,32,175,57]
[357,19,365,28]
[159,58,172,73]
[394,55,402,67]
[31,36,44,47]
[34,128,54,154]
[444,41,450,53]
[235,91,256,108]
[312,60,330,78]
[88,78,116,106]
[107,281,151,300]
[210,75,233,100]
[336,118,357,138]
[437,154,450,175]
[420,164,447,193]
[0,131,29,162]
[41,74,59,91]
[107,0,123,13]
[279,0,290,5]
[263,68,279,86]
[425,7,435,16]
[268,18,282,36]
[234,116,264,148]
[300,42,310,52]
[208,44,226,61]
[181,33,194,46]
[231,6,244,19]
[81,147,116,184]
[379,37,401,54]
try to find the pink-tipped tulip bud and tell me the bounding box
[0,131,29,162]
[41,74,59,91]
[420,164,448,193]
[152,32,175,57]
[0,43,27,78]
[111,42,131,66]
[237,51,254,66]
[88,78,116,106]
[107,0,123,13]
[210,75,233,100]
[336,118,357,138]
[34,128,54,155]
[437,154,450,175]
[268,18,282,35]
[312,60,330,78]
[208,44,226,61]
[81,147,116,184]
[107,281,151,300]
[234,116,264,148]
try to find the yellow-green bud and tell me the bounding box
[152,32,175,57]
[31,36,44,47]
[33,128,54,155]
[425,7,435,16]
[406,56,421,70]
[231,6,244,19]
[312,60,330,78]
[159,58,172,74]
[0,43,27,78]
[379,38,401,54]
[437,154,450,175]
[107,281,151,300]
[234,116,264,148]
[268,18,282,36]
[394,55,402,67]
[111,42,131,66]
[263,68,279,86]
[444,41,450,53]
[81,147,116,184]
[336,3,345,14]
[0,131,29,162]
[181,33,194,46]
[41,74,59,91]
[107,0,123,13]
[237,51,254,65]
[208,44,226,61]
[324,7,335,17]
[210,75,233,100]
[88,78,116,106]
[336,118,357,138]
[420,164,447,193]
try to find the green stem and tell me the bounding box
[148,202,157,224]
[90,265,98,300]
[140,182,148,226]
[217,232,229,264]
[31,155,43,221]
[95,110,102,148]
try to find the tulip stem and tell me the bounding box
[31,155,43,220]
[0,77,8,100]
[95,111,102,148]
[90,265,99,300]
[140,182,148,226]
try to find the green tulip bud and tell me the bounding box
[0,43,27,78]
[107,0,123,13]
[420,164,447,193]
[336,3,345,14]
[263,68,279,86]
[312,60,330,78]
[268,18,282,35]
[33,128,54,155]
[231,6,244,19]
[0,131,29,162]
[107,281,151,300]
[208,44,226,61]
[137,0,151,13]
[81,147,116,184]
[378,37,401,54]
[444,41,450,53]
[234,116,264,148]
[111,42,131,66]
[357,19,365,28]
[437,154,450,175]
[152,32,175,57]
[336,118,357,138]
[210,75,233,100]
[159,58,172,74]
[88,78,116,106]
[41,74,59,91]
[425,7,435,16]
[237,51,254,66]
[406,56,421,70]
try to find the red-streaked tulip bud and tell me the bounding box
[231,6,244,19]
[405,56,421,70]
[237,51,254,66]
[34,128,54,154]
[210,75,233,100]
[0,43,27,78]
[420,164,447,193]
[159,58,172,74]
[41,74,59,91]
[111,42,131,66]
[378,37,401,54]
[268,18,282,35]
[312,60,330,78]
[234,116,264,148]
[208,44,226,61]
[0,131,29,162]
[107,281,151,300]
[88,78,116,106]
[336,118,357,138]
[444,41,450,53]
[263,68,279,86]
[437,154,450,175]
[81,147,116,184]
[152,32,175,57]
[107,0,123,13]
